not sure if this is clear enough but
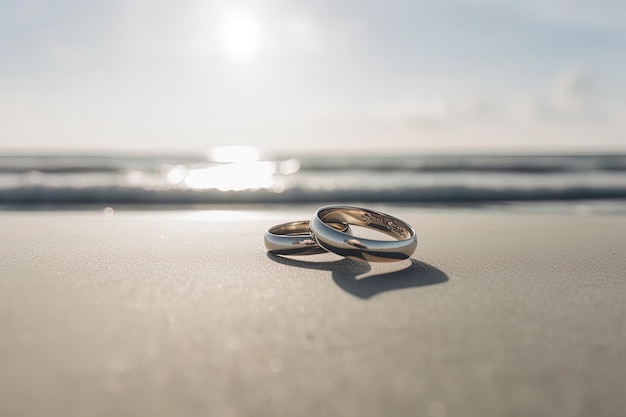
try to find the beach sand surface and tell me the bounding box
[1,207,625,417]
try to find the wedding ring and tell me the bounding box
[264,220,351,255]
[310,205,417,262]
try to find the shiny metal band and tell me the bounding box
[264,220,351,256]
[310,205,417,262]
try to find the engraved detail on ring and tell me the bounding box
[362,212,406,235]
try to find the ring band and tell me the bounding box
[264,220,351,255]
[310,205,417,262]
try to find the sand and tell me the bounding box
[1,207,625,417]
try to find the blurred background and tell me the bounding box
[1,0,625,206]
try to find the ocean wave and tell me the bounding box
[1,153,626,205]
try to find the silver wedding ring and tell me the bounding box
[265,206,417,262]
[264,220,351,255]
[310,205,417,262]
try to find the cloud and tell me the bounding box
[376,96,498,129]
[512,69,596,123]
[381,69,598,129]
[549,69,592,117]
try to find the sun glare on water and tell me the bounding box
[218,8,262,59]
[184,162,276,191]
[164,146,300,192]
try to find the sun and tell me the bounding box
[218,8,262,59]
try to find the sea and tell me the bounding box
[1,152,626,213]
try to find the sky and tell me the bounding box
[1,0,625,153]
